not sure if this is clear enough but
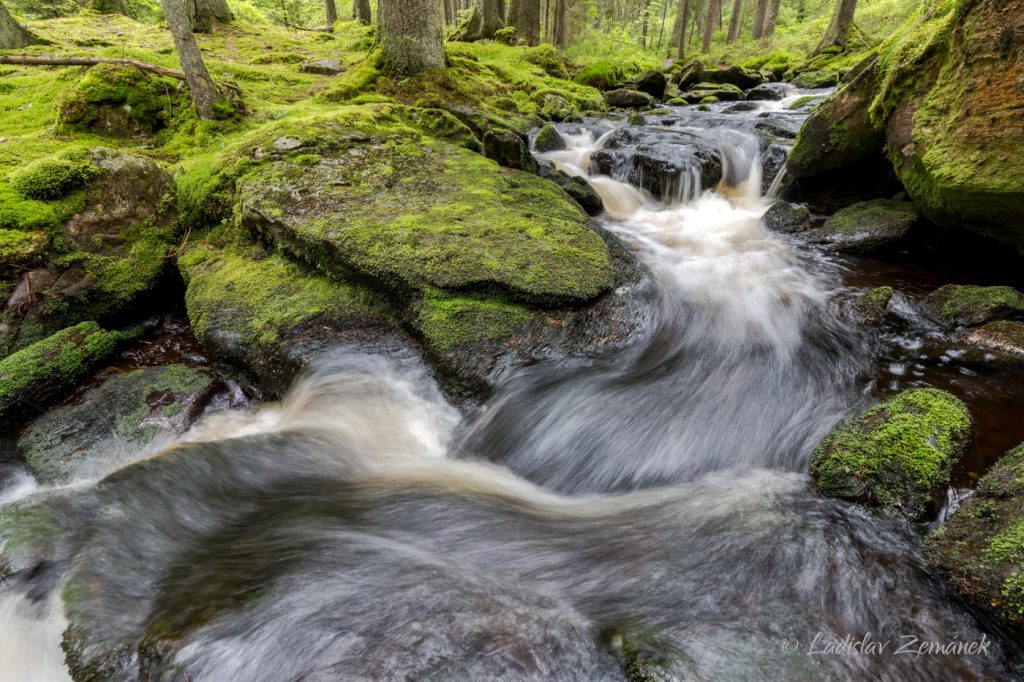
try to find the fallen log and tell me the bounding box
[0,55,186,80]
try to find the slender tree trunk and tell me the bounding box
[551,0,565,47]
[451,0,504,40]
[354,0,371,23]
[508,0,540,44]
[689,0,702,49]
[325,0,337,26]
[0,0,36,49]
[161,0,219,119]
[378,0,444,74]
[814,0,857,54]
[640,0,648,48]
[655,0,668,52]
[726,0,741,41]
[542,0,550,40]
[761,0,779,37]
[750,0,766,38]
[701,0,715,51]
[676,0,688,59]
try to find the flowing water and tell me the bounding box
[1,97,1020,680]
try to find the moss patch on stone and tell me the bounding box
[57,63,183,138]
[852,286,893,325]
[966,320,1024,356]
[811,388,973,519]
[11,153,100,201]
[415,287,533,353]
[923,285,1024,328]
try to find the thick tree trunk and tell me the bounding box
[750,0,766,38]
[378,0,444,74]
[508,0,540,44]
[761,0,779,37]
[354,0,371,23]
[726,0,741,42]
[186,0,232,32]
[0,0,36,49]
[814,0,857,54]
[161,0,219,119]
[551,0,565,46]
[676,0,688,58]
[450,0,504,40]
[700,0,715,50]
[325,0,337,26]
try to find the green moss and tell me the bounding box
[925,285,1024,327]
[0,321,126,417]
[0,229,49,272]
[824,198,918,236]
[415,287,532,353]
[57,63,182,136]
[533,123,564,152]
[525,44,568,79]
[574,60,622,90]
[11,154,100,201]
[811,388,972,519]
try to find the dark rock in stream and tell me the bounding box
[634,69,667,101]
[762,201,810,234]
[851,286,894,326]
[533,124,565,152]
[805,199,920,254]
[538,161,604,215]
[965,320,1024,357]
[752,112,803,141]
[760,144,791,196]
[482,128,537,172]
[604,89,655,109]
[922,284,1024,329]
[745,82,792,101]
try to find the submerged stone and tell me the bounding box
[811,388,973,520]
[923,285,1024,329]
[807,199,919,254]
[927,443,1024,634]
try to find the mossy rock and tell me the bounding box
[0,148,178,356]
[806,199,919,254]
[0,321,129,423]
[811,388,973,520]
[57,63,184,138]
[10,153,100,200]
[966,320,1024,357]
[922,285,1024,328]
[533,123,565,153]
[178,244,402,398]
[693,65,764,90]
[852,286,894,326]
[236,119,614,306]
[574,60,623,90]
[674,83,743,104]
[18,364,221,485]
[761,200,810,234]
[525,44,568,79]
[927,443,1024,634]
[790,71,838,89]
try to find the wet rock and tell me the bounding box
[482,128,537,173]
[745,82,791,101]
[604,89,654,109]
[695,65,764,90]
[299,59,343,76]
[852,286,894,326]
[533,124,565,152]
[753,112,803,141]
[17,364,221,485]
[634,69,667,100]
[790,70,838,89]
[806,199,920,254]
[922,285,1024,328]
[723,101,762,113]
[590,127,723,201]
[811,388,973,520]
[762,201,810,234]
[668,57,705,88]
[673,82,744,104]
[760,144,790,195]
[537,162,603,216]
[927,443,1024,634]
[0,322,130,423]
[1,148,178,357]
[536,93,578,122]
[786,95,826,112]
[965,320,1024,356]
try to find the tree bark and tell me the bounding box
[726,0,741,41]
[761,0,779,37]
[750,0,766,38]
[378,0,445,74]
[90,0,134,16]
[676,0,688,58]
[551,0,565,47]
[655,0,668,53]
[354,0,371,24]
[185,0,232,32]
[161,0,219,119]
[508,0,540,44]
[814,0,857,54]
[325,0,338,26]
[700,0,715,51]
[0,0,36,49]
[450,0,504,40]
[0,54,187,79]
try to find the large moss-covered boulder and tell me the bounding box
[604,89,654,109]
[966,320,1024,357]
[0,321,128,422]
[927,443,1024,634]
[237,120,614,306]
[18,364,221,485]
[671,82,744,104]
[810,388,973,520]
[806,199,920,253]
[57,64,184,138]
[922,285,1024,328]
[790,1,1024,253]
[1,148,178,356]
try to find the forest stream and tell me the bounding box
[2,88,1023,680]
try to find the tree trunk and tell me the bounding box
[354,0,371,23]
[161,0,219,119]
[700,0,715,51]
[0,0,36,49]
[90,0,134,16]
[761,0,779,37]
[814,0,857,54]
[185,0,232,32]
[450,0,504,40]
[508,0,540,44]
[655,0,668,52]
[325,0,337,26]
[750,0,766,38]
[551,0,565,47]
[725,0,740,42]
[378,0,445,74]
[676,0,688,59]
